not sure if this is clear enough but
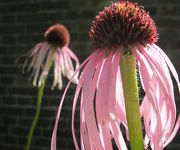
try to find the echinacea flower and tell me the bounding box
[17,23,79,150]
[19,23,79,90]
[51,2,180,150]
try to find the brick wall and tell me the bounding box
[0,0,179,150]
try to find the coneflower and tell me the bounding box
[19,24,79,90]
[51,2,180,150]
[17,23,79,150]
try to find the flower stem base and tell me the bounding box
[26,81,45,150]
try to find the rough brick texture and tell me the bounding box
[0,0,179,150]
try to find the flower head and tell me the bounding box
[18,23,79,90]
[90,1,158,49]
[52,2,180,150]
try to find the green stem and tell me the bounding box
[120,53,144,150]
[25,49,55,150]
[25,81,45,150]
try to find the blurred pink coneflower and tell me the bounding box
[20,24,79,90]
[18,23,79,150]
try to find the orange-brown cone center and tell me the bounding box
[45,24,70,48]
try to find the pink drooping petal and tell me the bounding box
[21,42,42,59]
[140,96,153,138]
[61,48,73,80]
[140,44,179,147]
[65,51,74,70]
[80,91,91,150]
[71,50,103,149]
[96,52,114,150]
[133,44,179,149]
[25,43,44,73]
[87,48,126,149]
[144,134,150,149]
[26,43,49,83]
[64,49,75,74]
[79,50,109,150]
[32,43,49,86]
[164,114,180,147]
[64,46,80,74]
[115,66,130,142]
[52,49,63,90]
[152,44,180,92]
[38,48,54,86]
[29,42,43,57]
[71,65,87,150]
[115,67,127,128]
[115,56,129,142]
[59,48,66,77]
[52,46,79,90]
[51,53,94,150]
[139,45,177,144]
[110,120,128,150]
[109,49,127,150]
[132,48,163,149]
[62,47,79,84]
[82,51,106,150]
[28,42,43,57]
[18,42,41,73]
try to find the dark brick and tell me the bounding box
[70,0,91,9]
[166,144,180,150]
[26,23,49,33]
[1,15,17,23]
[7,2,41,13]
[8,86,36,95]
[157,17,180,28]
[4,135,18,144]
[40,1,70,10]
[79,9,96,19]
[18,136,26,145]
[24,107,36,116]
[16,34,42,44]
[0,144,24,150]
[57,138,69,149]
[64,10,80,20]
[3,45,31,55]
[0,85,7,94]
[2,95,16,105]
[16,96,33,106]
[10,127,28,135]
[2,116,17,125]
[0,66,17,74]
[0,144,5,150]
[2,35,17,45]
[0,125,8,134]
[134,0,180,6]
[0,24,26,34]
[42,128,52,137]
[40,108,55,118]
[1,55,17,65]
[146,6,158,16]
[159,5,178,16]
[33,137,50,147]
[18,117,33,126]
[0,106,23,116]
